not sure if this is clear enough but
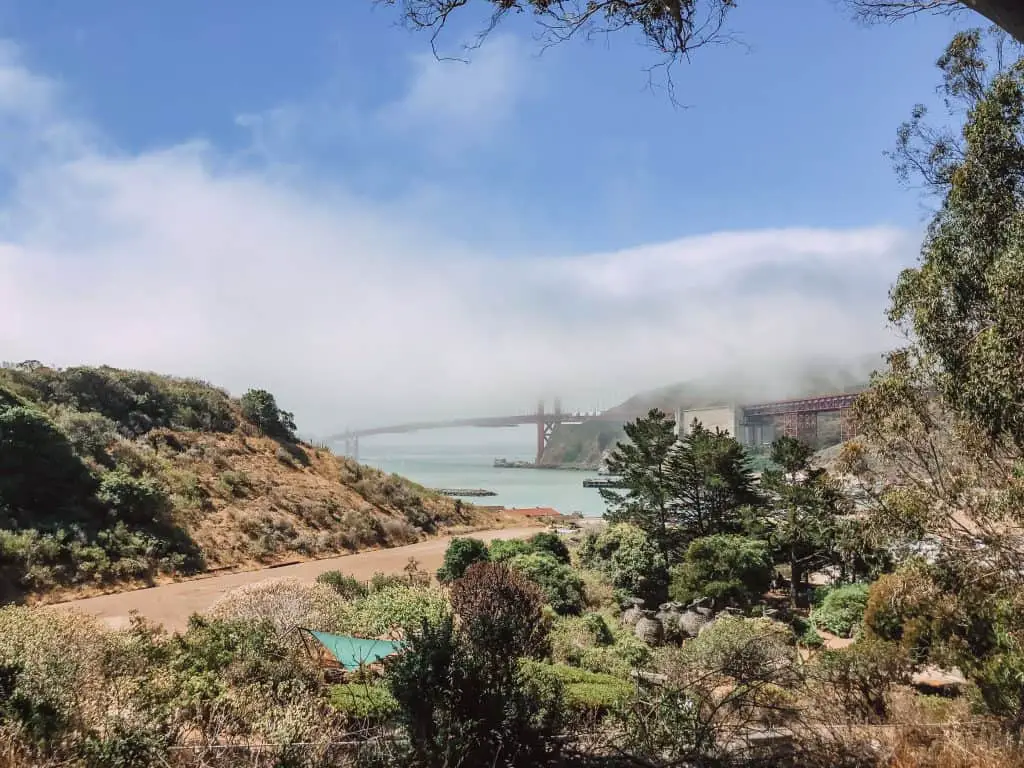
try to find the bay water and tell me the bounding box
[358,425,607,517]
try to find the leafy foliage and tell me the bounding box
[664,421,762,540]
[579,523,668,604]
[508,552,586,616]
[812,583,870,638]
[526,530,571,564]
[239,388,297,442]
[384,615,566,768]
[669,534,773,607]
[450,562,549,664]
[436,536,490,583]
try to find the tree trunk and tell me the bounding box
[968,0,1024,43]
[790,556,803,609]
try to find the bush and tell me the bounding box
[52,408,118,463]
[669,535,773,608]
[527,531,570,564]
[207,578,345,635]
[812,638,909,722]
[96,471,171,527]
[509,552,586,616]
[317,571,368,600]
[677,617,797,687]
[384,615,566,768]
[0,404,96,529]
[436,537,489,583]
[812,583,870,638]
[519,661,631,717]
[579,524,667,605]
[862,562,945,661]
[328,682,398,722]
[489,538,532,563]
[450,562,549,664]
[240,388,296,441]
[550,613,615,667]
[339,583,450,638]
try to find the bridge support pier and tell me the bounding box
[343,436,359,462]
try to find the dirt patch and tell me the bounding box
[53,526,541,632]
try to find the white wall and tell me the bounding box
[679,406,739,438]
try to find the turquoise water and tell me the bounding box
[358,426,607,517]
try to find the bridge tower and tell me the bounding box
[535,399,563,466]
[343,435,359,462]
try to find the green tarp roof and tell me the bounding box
[304,630,405,670]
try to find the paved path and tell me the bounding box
[53,527,539,632]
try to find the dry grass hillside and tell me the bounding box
[150,428,503,569]
[0,362,512,603]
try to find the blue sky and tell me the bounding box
[0,1,977,429]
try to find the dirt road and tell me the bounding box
[53,527,539,632]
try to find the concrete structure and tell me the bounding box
[675,405,743,439]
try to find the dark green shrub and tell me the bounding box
[519,661,631,717]
[509,552,585,616]
[328,683,398,722]
[812,583,870,638]
[385,615,566,768]
[489,538,532,563]
[578,524,667,605]
[450,562,549,665]
[97,471,171,527]
[436,537,489,583]
[0,404,97,529]
[669,534,773,608]
[318,571,368,600]
[240,388,296,441]
[528,531,570,564]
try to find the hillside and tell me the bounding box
[541,355,879,466]
[0,362,509,603]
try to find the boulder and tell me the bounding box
[635,612,664,646]
[678,609,712,638]
[621,607,644,627]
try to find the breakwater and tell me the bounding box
[433,488,498,498]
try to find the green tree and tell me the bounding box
[578,523,668,605]
[601,409,679,574]
[508,552,585,616]
[760,437,846,607]
[526,531,571,564]
[436,537,489,583]
[669,534,773,608]
[664,420,762,541]
[0,404,96,529]
[239,389,296,441]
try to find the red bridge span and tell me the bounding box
[328,392,861,464]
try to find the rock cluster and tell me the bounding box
[621,596,758,646]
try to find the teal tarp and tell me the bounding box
[305,630,404,670]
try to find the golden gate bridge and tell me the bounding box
[325,392,860,464]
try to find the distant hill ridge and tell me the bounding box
[0,361,503,603]
[541,355,881,466]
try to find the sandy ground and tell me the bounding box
[52,527,540,632]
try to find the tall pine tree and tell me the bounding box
[600,409,679,574]
[664,420,762,542]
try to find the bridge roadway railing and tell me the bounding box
[741,393,859,419]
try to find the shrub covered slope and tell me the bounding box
[0,361,497,601]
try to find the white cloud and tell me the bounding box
[377,35,531,148]
[0,41,916,435]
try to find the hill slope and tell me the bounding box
[0,362,507,603]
